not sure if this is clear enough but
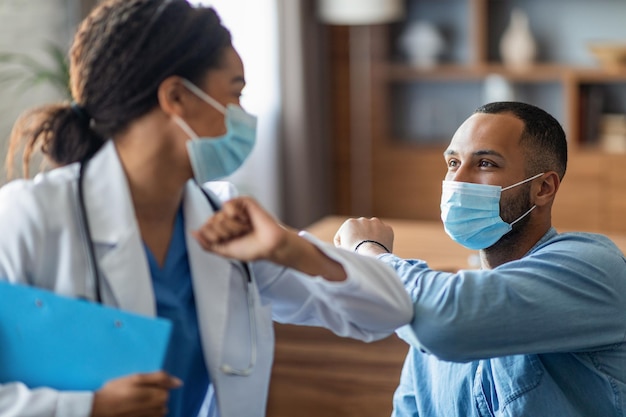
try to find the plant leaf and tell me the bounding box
[0,44,71,99]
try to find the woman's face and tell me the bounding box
[184,46,246,138]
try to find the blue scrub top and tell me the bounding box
[145,206,210,417]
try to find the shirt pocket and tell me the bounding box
[476,355,544,416]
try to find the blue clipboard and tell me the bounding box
[0,281,172,391]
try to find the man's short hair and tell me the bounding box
[474,101,568,180]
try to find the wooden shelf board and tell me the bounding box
[379,62,626,83]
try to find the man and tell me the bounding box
[334,101,626,416]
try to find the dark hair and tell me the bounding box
[7,0,232,178]
[474,101,568,180]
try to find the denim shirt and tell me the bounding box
[380,228,626,416]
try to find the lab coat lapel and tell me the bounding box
[183,181,233,372]
[81,142,155,316]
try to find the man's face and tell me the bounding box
[443,112,533,224]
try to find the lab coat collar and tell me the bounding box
[80,141,237,371]
[183,180,235,380]
[80,141,155,315]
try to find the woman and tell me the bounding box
[0,1,412,416]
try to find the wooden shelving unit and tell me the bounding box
[329,0,626,233]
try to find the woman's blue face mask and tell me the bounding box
[173,79,257,183]
[440,172,544,250]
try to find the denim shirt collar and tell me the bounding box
[524,227,558,258]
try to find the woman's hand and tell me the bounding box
[193,197,347,281]
[193,196,289,262]
[91,371,181,417]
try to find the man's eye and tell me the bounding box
[479,160,494,168]
[447,160,458,168]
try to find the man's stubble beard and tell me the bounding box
[484,183,534,255]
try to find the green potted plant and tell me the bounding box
[0,43,70,99]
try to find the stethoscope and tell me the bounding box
[77,159,257,376]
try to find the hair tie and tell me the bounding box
[70,101,92,126]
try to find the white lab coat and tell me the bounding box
[0,141,412,417]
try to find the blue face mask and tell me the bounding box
[174,79,257,183]
[440,172,544,250]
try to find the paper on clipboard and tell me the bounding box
[0,281,172,391]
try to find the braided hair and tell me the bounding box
[6,0,231,178]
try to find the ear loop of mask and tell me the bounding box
[509,205,536,227]
[502,172,544,226]
[181,79,226,114]
[173,116,199,139]
[174,79,228,140]
[501,172,544,192]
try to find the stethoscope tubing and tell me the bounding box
[77,158,257,376]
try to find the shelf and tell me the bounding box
[486,0,626,66]
[379,62,626,83]
[574,69,626,83]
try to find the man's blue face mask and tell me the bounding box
[440,172,544,250]
[173,79,257,183]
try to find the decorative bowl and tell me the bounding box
[588,42,626,71]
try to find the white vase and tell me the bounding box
[399,21,445,69]
[499,8,536,70]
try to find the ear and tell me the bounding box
[157,76,190,117]
[534,171,560,208]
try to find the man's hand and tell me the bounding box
[91,371,182,417]
[334,217,394,256]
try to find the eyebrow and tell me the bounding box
[443,149,505,159]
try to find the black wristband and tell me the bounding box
[354,239,390,254]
